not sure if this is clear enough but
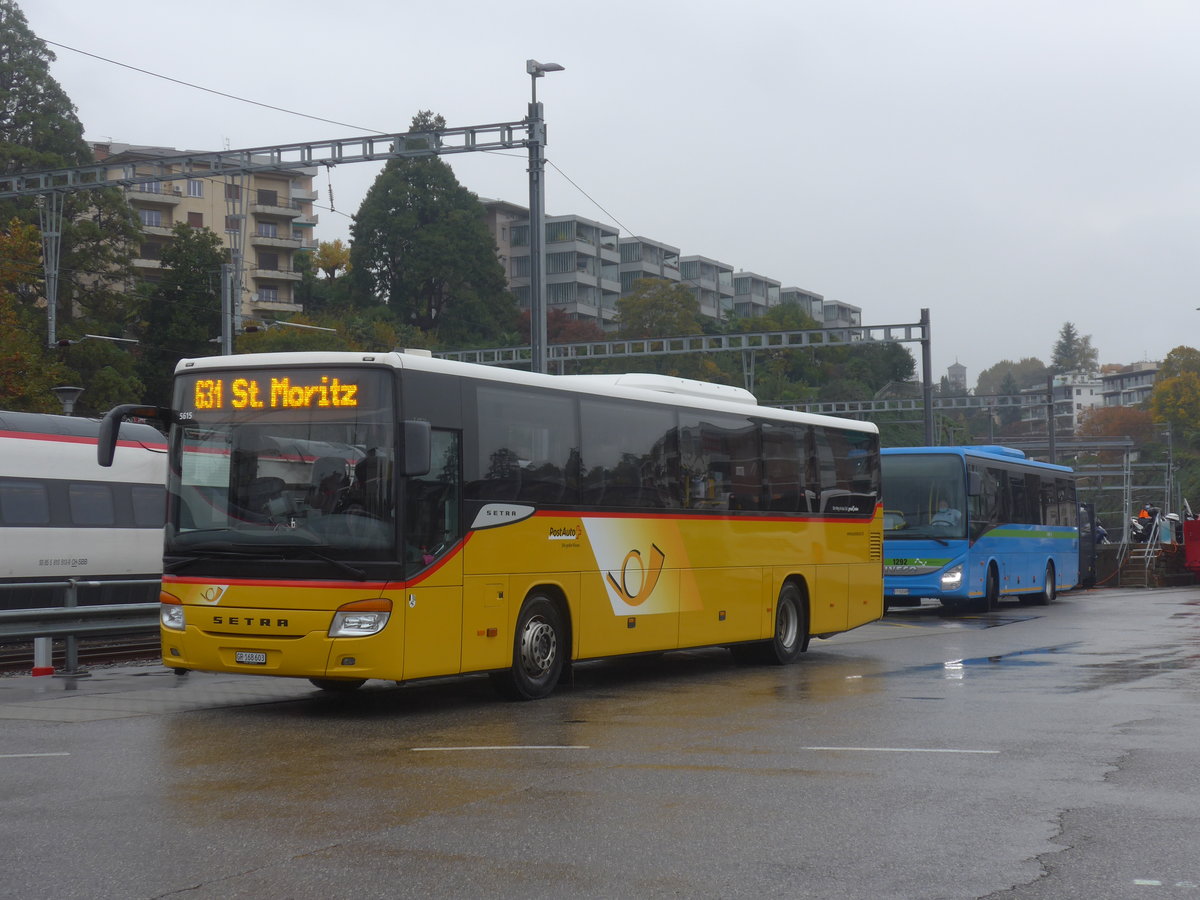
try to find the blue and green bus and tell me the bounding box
[881,446,1078,612]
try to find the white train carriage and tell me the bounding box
[0,410,167,610]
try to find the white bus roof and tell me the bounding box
[175,350,879,435]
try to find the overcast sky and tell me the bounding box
[21,0,1200,385]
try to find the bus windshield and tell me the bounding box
[166,368,396,558]
[880,453,967,540]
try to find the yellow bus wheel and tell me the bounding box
[491,594,566,701]
[767,582,807,665]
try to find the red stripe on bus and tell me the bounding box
[0,430,166,451]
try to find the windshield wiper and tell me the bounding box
[283,547,367,581]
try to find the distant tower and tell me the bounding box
[947,360,967,393]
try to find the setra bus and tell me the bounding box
[0,410,166,610]
[99,350,883,699]
[881,445,1078,612]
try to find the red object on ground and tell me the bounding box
[1183,519,1200,575]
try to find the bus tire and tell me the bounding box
[1035,562,1056,606]
[491,594,566,701]
[309,677,366,692]
[983,565,1000,613]
[731,582,808,665]
[767,582,807,665]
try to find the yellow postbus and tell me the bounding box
[99,351,883,700]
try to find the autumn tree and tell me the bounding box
[1150,372,1200,436]
[1076,405,1156,448]
[518,307,605,346]
[348,111,518,347]
[1157,346,1200,380]
[313,239,351,280]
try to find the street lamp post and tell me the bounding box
[51,385,84,416]
[526,59,564,375]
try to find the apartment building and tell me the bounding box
[821,300,863,328]
[680,255,734,322]
[1021,372,1103,434]
[92,142,318,320]
[618,236,680,294]
[482,202,621,328]
[731,272,781,318]
[480,200,864,333]
[779,286,824,322]
[1101,361,1159,407]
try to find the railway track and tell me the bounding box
[0,633,162,675]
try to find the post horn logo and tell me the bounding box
[605,544,666,606]
[198,585,228,604]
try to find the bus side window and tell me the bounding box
[405,430,461,574]
[969,466,1002,538]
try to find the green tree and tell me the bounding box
[1051,322,1098,375]
[0,218,62,409]
[0,0,141,349]
[997,371,1023,427]
[616,278,702,338]
[348,112,517,347]
[1157,346,1200,380]
[975,357,1048,395]
[136,224,226,404]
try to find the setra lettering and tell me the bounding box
[211,616,289,627]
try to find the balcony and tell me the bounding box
[249,232,302,250]
[127,185,183,205]
[249,266,302,283]
[132,258,162,270]
[250,295,302,314]
[248,198,304,218]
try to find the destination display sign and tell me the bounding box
[175,368,389,420]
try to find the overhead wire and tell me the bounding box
[43,41,389,137]
[38,39,716,300]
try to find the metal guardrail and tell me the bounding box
[0,578,160,676]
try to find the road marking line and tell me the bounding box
[411,745,590,752]
[0,752,71,759]
[801,746,999,754]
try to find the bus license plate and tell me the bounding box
[235,651,267,665]
[893,588,909,595]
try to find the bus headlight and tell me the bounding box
[940,565,964,590]
[330,598,392,637]
[160,592,185,631]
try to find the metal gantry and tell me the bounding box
[438,311,938,442]
[1,122,535,349]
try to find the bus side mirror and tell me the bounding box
[968,471,983,497]
[98,404,173,467]
[401,420,431,477]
